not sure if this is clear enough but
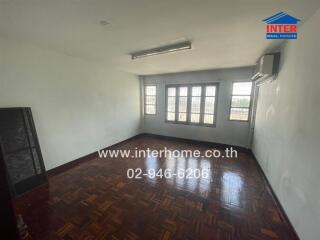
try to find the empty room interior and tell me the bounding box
[1,1,320,240]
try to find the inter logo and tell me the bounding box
[263,12,300,39]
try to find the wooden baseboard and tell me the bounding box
[250,151,300,240]
[47,134,143,176]
[140,133,250,152]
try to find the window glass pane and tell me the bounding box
[167,96,176,112]
[145,85,156,115]
[179,87,188,96]
[204,114,214,124]
[165,84,218,125]
[191,113,200,123]
[146,86,156,95]
[146,105,155,114]
[192,86,202,96]
[206,86,216,96]
[191,97,201,113]
[178,96,187,113]
[178,113,187,122]
[204,97,215,114]
[231,96,250,108]
[230,108,249,121]
[146,95,156,105]
[167,112,175,121]
[232,82,252,95]
[168,87,176,96]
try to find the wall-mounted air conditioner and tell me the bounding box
[251,53,280,83]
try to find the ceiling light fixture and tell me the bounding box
[130,41,192,60]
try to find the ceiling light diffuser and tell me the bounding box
[131,41,192,59]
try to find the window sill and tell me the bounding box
[165,120,216,128]
[228,119,249,122]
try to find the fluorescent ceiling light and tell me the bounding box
[131,41,192,59]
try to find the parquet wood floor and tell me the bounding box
[15,135,298,240]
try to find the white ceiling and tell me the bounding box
[1,0,319,75]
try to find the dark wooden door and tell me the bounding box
[0,108,47,196]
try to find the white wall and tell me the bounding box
[0,37,141,170]
[143,67,254,147]
[252,9,320,240]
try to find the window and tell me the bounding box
[229,82,252,121]
[145,85,156,115]
[167,87,176,120]
[190,86,201,123]
[178,87,188,122]
[166,83,218,126]
[203,86,216,124]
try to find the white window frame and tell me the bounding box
[229,81,253,121]
[144,85,157,115]
[165,83,219,127]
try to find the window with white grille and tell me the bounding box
[144,85,156,115]
[229,82,252,121]
[165,83,218,126]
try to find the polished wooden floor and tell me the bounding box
[15,135,297,240]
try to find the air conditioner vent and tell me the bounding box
[251,53,280,83]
